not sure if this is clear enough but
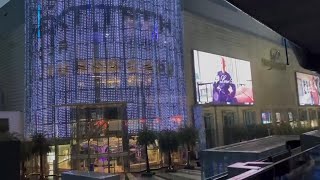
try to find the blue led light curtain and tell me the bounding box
[25,0,186,138]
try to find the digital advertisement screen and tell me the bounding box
[296,72,320,106]
[193,50,254,105]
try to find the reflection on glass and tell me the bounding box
[288,112,293,121]
[311,120,318,128]
[58,145,71,173]
[47,146,55,175]
[262,112,272,124]
[276,113,281,123]
[42,106,163,174]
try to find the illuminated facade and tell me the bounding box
[25,0,186,138]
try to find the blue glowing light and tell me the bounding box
[25,0,186,138]
[194,105,206,150]
[37,4,41,38]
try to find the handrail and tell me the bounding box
[230,144,320,179]
[204,146,301,180]
[205,172,228,180]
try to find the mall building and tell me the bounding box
[25,0,186,174]
[0,0,319,175]
[182,1,320,149]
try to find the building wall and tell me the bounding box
[0,24,25,112]
[183,11,319,146]
[0,1,25,136]
[183,0,283,44]
[0,0,318,142]
[0,111,24,135]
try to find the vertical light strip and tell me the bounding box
[37,4,41,38]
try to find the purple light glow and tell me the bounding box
[25,0,186,138]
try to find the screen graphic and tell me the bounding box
[193,50,254,105]
[296,72,320,106]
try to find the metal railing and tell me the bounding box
[26,174,62,180]
[228,144,320,179]
[205,146,301,180]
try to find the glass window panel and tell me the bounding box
[244,111,256,125]
[223,111,235,127]
[299,109,308,121]
[288,112,294,121]
[275,113,281,123]
[262,112,272,124]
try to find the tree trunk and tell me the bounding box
[187,144,191,167]
[145,144,150,173]
[40,152,44,180]
[87,139,91,171]
[168,150,172,170]
[21,161,25,180]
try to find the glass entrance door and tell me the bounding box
[47,146,55,175]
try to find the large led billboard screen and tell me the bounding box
[296,72,320,106]
[193,50,254,105]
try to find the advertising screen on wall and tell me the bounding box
[296,72,320,106]
[194,50,254,105]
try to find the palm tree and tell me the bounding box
[31,133,51,180]
[0,131,20,141]
[158,130,179,172]
[137,129,157,175]
[178,126,198,169]
[20,141,33,179]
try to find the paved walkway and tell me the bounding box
[124,167,201,180]
[126,173,166,180]
[155,169,201,180]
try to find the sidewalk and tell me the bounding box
[125,173,166,180]
[155,168,201,180]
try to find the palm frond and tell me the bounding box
[137,129,157,146]
[158,130,179,153]
[31,133,51,155]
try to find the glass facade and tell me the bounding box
[25,0,186,174]
[243,111,256,126]
[25,0,186,138]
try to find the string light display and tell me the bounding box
[194,105,206,150]
[25,0,186,138]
